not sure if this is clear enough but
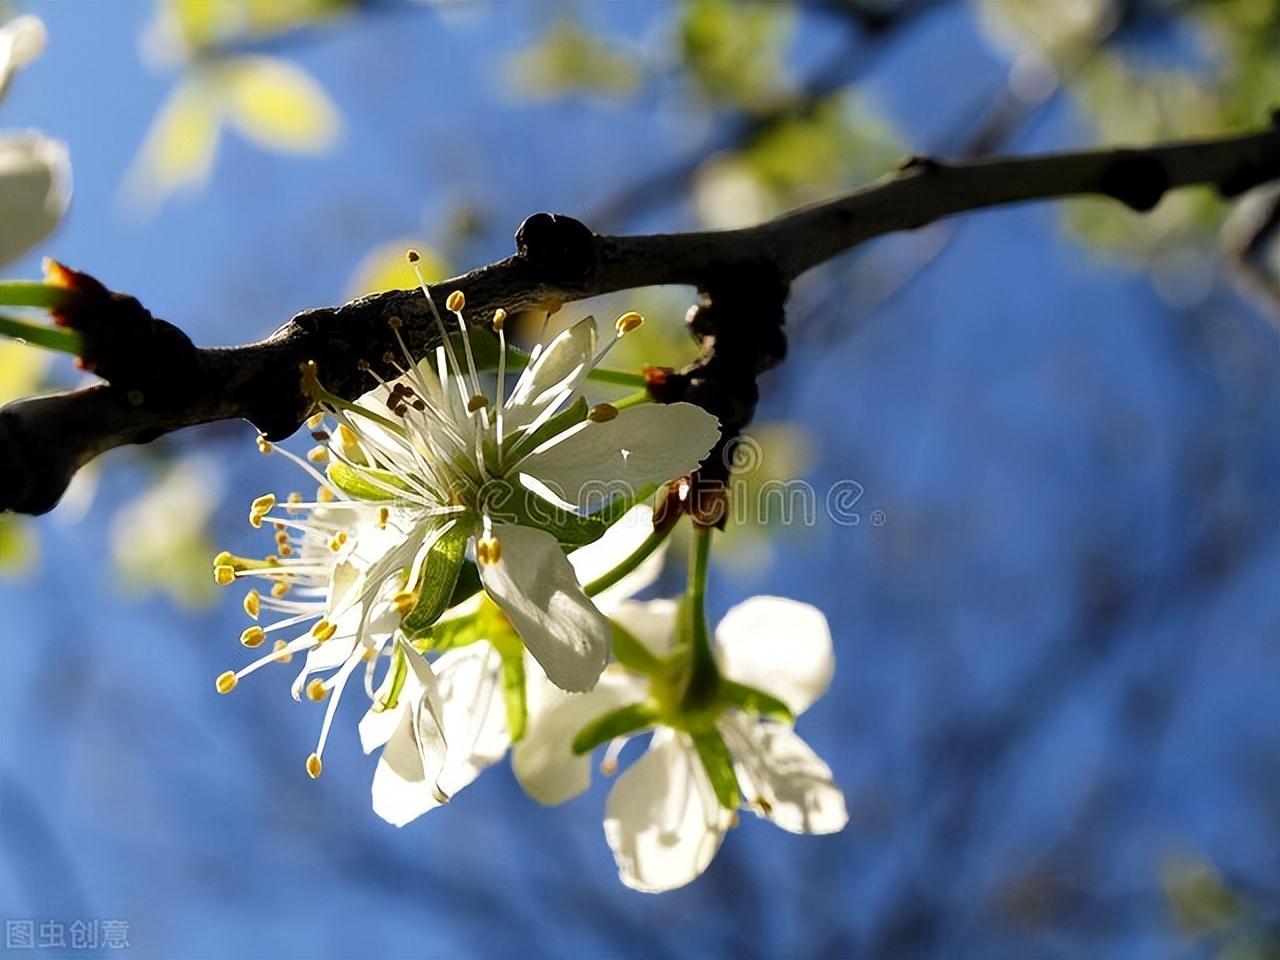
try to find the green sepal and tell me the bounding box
[474,478,611,549]
[326,461,411,502]
[449,561,482,608]
[690,727,741,811]
[571,702,659,755]
[611,620,662,676]
[720,679,794,723]
[401,523,471,635]
[420,594,507,652]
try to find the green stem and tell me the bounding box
[0,312,82,356]
[584,520,675,598]
[379,643,409,711]
[612,388,651,411]
[681,525,719,710]
[586,367,646,389]
[0,281,71,310]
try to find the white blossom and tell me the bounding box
[515,595,848,892]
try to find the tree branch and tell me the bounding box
[2,120,1277,515]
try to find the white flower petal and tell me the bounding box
[603,730,731,893]
[370,709,445,827]
[721,714,848,835]
[517,402,720,513]
[369,647,449,827]
[479,523,609,692]
[568,504,665,611]
[0,15,47,95]
[358,667,404,754]
[434,643,511,798]
[505,316,597,430]
[513,668,646,806]
[715,596,833,715]
[611,598,679,660]
[0,132,70,268]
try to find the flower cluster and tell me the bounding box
[212,273,847,891]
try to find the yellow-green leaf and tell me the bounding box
[125,80,221,201]
[217,55,339,153]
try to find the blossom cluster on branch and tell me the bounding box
[210,274,846,892]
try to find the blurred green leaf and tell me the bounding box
[167,0,348,52]
[0,512,37,579]
[217,55,340,152]
[694,94,901,229]
[505,15,641,102]
[110,456,223,609]
[1163,855,1244,935]
[680,0,793,108]
[124,80,221,200]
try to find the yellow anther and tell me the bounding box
[307,412,325,429]
[392,591,417,616]
[755,796,773,815]
[278,543,293,558]
[467,394,489,413]
[361,646,378,662]
[214,565,235,586]
[249,513,264,530]
[272,639,293,663]
[492,308,506,331]
[588,403,619,423]
[243,589,261,619]
[406,249,420,264]
[307,445,329,464]
[265,555,281,567]
[377,506,389,529]
[215,671,238,694]
[275,530,291,546]
[214,550,233,567]
[287,491,303,513]
[311,619,337,644]
[327,532,347,553]
[271,581,291,598]
[305,753,323,779]
[240,626,266,649]
[305,678,328,702]
[338,424,359,448]
[615,311,644,335]
[251,493,276,515]
[317,486,335,503]
[256,436,273,454]
[446,290,465,312]
[476,536,502,566]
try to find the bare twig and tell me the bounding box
[1,121,1277,515]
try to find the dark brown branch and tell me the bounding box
[2,121,1277,515]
